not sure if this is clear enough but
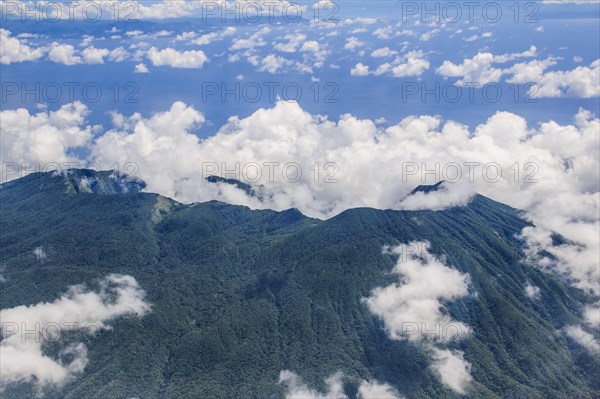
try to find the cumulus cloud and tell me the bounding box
[279,371,346,399]
[147,47,208,69]
[0,29,44,64]
[437,45,537,85]
[3,100,598,298]
[274,33,307,52]
[0,101,96,176]
[351,62,370,76]
[259,54,292,73]
[344,36,365,50]
[583,303,600,329]
[430,347,473,394]
[358,380,403,398]
[81,46,110,64]
[231,27,271,50]
[371,47,397,58]
[364,242,471,343]
[33,246,47,261]
[191,27,237,45]
[565,325,600,353]
[134,63,149,73]
[525,283,541,299]
[364,243,472,394]
[0,274,150,389]
[108,46,129,62]
[279,371,402,399]
[510,59,600,98]
[48,43,81,65]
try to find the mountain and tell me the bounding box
[0,170,597,399]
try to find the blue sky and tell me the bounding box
[2,0,599,135]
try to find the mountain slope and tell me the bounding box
[0,170,597,399]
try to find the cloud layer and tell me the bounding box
[2,100,598,302]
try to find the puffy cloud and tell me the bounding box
[371,47,397,58]
[437,46,537,85]
[231,27,271,50]
[390,51,430,77]
[259,54,292,73]
[525,283,541,299]
[279,371,346,399]
[300,40,320,52]
[344,36,365,50]
[81,46,110,64]
[134,63,149,73]
[419,29,440,42]
[364,243,472,394]
[0,101,95,175]
[351,62,370,76]
[108,46,129,62]
[279,371,402,399]
[430,347,473,394]
[48,43,81,65]
[358,380,403,398]
[4,101,599,298]
[583,303,600,329]
[364,242,471,343]
[274,33,307,52]
[0,274,150,389]
[0,29,44,64]
[147,47,208,69]
[565,325,600,353]
[191,26,237,45]
[511,60,600,98]
[33,246,47,261]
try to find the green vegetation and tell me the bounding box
[0,170,597,398]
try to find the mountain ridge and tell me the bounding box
[0,169,597,398]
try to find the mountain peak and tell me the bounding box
[60,169,146,195]
[408,181,447,195]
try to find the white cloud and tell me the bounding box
[274,33,307,52]
[371,47,397,58]
[107,46,128,62]
[33,246,47,261]
[565,325,600,353]
[344,36,365,50]
[259,54,291,73]
[430,347,473,394]
[583,303,600,329]
[437,46,537,85]
[300,40,320,53]
[147,47,208,69]
[351,62,370,76]
[134,63,149,73]
[192,26,237,45]
[48,43,81,65]
[231,27,271,50]
[419,29,439,41]
[511,60,600,98]
[525,283,541,299]
[279,371,401,399]
[364,242,471,343]
[390,51,430,77]
[358,380,403,398]
[81,46,110,64]
[0,102,95,174]
[3,101,598,298]
[0,29,44,64]
[279,370,346,399]
[0,274,150,389]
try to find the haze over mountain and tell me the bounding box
[0,169,598,398]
